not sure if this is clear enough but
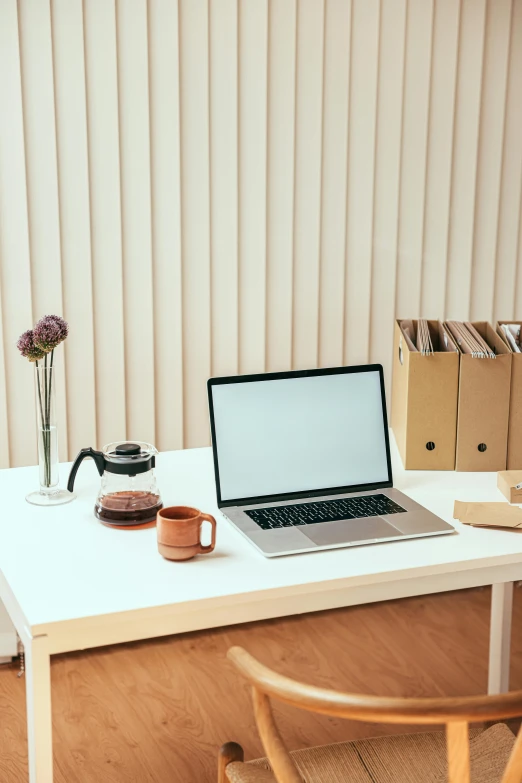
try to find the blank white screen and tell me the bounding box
[211,371,390,502]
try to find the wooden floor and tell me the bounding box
[1,586,522,782]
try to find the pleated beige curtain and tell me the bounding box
[0,0,521,469]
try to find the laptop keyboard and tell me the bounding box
[245,494,406,531]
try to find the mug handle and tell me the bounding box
[199,513,217,554]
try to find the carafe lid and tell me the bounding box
[102,441,157,475]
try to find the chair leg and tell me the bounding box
[218,742,245,783]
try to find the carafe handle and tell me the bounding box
[67,447,106,493]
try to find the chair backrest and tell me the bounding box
[228,646,522,783]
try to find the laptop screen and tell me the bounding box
[208,366,392,506]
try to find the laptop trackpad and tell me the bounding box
[301,517,404,547]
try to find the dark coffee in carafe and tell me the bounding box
[95,491,162,524]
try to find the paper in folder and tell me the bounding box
[500,323,521,353]
[399,319,434,356]
[445,321,496,358]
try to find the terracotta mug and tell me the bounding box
[157,506,217,561]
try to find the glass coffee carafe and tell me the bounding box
[67,441,162,526]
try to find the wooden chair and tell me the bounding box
[218,646,522,783]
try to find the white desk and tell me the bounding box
[1,437,522,782]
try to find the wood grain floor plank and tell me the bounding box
[1,587,520,782]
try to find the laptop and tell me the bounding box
[207,364,454,557]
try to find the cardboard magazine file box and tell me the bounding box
[497,321,522,469]
[391,320,459,470]
[449,322,511,472]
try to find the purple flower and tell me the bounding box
[16,329,46,362]
[33,315,68,352]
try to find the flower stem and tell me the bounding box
[46,351,54,487]
[44,355,49,486]
[39,355,51,487]
[36,360,44,424]
[47,350,53,424]
[35,361,49,487]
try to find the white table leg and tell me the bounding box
[25,634,53,783]
[488,582,514,694]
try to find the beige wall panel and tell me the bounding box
[344,0,380,366]
[470,0,512,322]
[210,0,239,379]
[396,0,434,320]
[421,0,461,320]
[238,0,268,376]
[266,0,296,373]
[292,0,325,370]
[52,0,97,457]
[446,0,487,319]
[371,0,407,394]
[318,0,351,370]
[18,0,68,459]
[116,0,156,444]
[148,0,184,452]
[495,0,522,321]
[179,0,212,447]
[84,0,127,447]
[0,0,36,467]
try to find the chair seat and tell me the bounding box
[226,723,515,783]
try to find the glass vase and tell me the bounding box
[26,361,74,506]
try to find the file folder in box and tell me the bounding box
[497,321,522,469]
[391,320,459,470]
[446,321,511,472]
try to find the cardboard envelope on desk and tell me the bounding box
[391,320,459,470]
[446,322,511,472]
[497,321,522,469]
[454,500,522,529]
